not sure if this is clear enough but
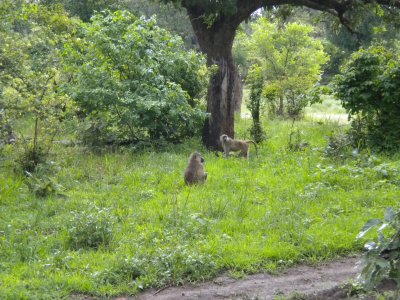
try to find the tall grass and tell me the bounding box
[0,118,399,298]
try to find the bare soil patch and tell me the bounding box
[135,256,361,300]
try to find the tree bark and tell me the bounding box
[233,73,243,114]
[202,55,236,150]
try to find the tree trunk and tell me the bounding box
[186,9,240,150]
[277,95,284,116]
[183,1,276,149]
[233,72,243,114]
[202,54,237,150]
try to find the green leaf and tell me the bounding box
[357,218,382,239]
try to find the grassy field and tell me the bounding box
[305,95,348,124]
[305,95,347,115]
[1,116,399,299]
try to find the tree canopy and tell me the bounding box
[246,18,329,117]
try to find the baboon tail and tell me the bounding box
[246,140,258,156]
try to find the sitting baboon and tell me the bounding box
[220,134,258,160]
[184,152,208,185]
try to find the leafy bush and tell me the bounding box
[0,3,77,172]
[357,207,400,297]
[67,204,116,250]
[62,10,207,145]
[263,83,281,118]
[334,45,400,151]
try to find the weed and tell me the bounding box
[93,256,144,286]
[67,204,116,250]
[24,172,64,198]
[150,244,218,284]
[323,132,353,159]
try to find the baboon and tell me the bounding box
[220,134,258,160]
[184,152,208,185]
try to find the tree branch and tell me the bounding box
[183,0,400,34]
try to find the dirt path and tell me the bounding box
[135,256,361,300]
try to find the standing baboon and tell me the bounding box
[184,152,208,185]
[220,134,258,160]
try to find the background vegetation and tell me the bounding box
[1,0,400,298]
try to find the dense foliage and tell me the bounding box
[122,0,197,49]
[0,2,78,171]
[334,45,400,151]
[40,0,120,22]
[62,10,207,145]
[40,0,198,49]
[243,18,329,118]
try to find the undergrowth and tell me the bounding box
[0,118,399,298]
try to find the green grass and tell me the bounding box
[304,95,348,124]
[305,95,346,115]
[1,118,399,299]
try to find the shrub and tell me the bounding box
[0,3,77,172]
[62,10,207,145]
[334,45,400,151]
[151,244,217,284]
[16,142,48,174]
[93,245,217,288]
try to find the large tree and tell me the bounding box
[160,0,400,149]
